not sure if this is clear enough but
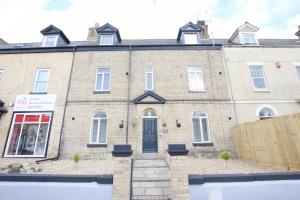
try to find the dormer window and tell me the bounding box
[42,35,58,47]
[240,32,258,45]
[100,34,114,45]
[184,33,199,44]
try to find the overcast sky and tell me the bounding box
[0,0,299,43]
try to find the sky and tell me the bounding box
[0,0,299,43]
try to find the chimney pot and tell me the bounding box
[295,25,300,39]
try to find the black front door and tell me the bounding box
[143,118,158,153]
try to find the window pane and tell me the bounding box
[193,118,201,142]
[41,114,51,122]
[296,66,300,79]
[99,119,107,143]
[94,112,107,118]
[188,72,197,90]
[45,37,56,47]
[35,124,49,155]
[25,114,40,122]
[184,33,198,44]
[98,68,110,73]
[250,66,263,77]
[7,124,22,155]
[37,70,49,81]
[34,81,47,92]
[193,110,207,117]
[195,71,204,90]
[201,118,209,142]
[0,70,4,80]
[17,124,39,155]
[103,73,110,90]
[242,33,257,44]
[100,35,114,45]
[146,73,153,90]
[91,119,99,143]
[96,74,103,90]
[259,107,275,117]
[253,78,267,89]
[15,114,24,123]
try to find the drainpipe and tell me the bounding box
[36,46,77,163]
[221,46,239,124]
[125,46,132,144]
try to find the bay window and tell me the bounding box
[4,112,52,157]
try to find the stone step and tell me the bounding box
[132,181,171,188]
[135,153,165,160]
[132,195,172,200]
[134,160,168,168]
[132,187,172,197]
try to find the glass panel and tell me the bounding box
[91,119,99,143]
[193,110,207,117]
[15,114,24,123]
[184,33,198,44]
[96,74,103,90]
[296,66,300,79]
[253,78,267,89]
[150,111,156,117]
[35,124,49,155]
[201,118,209,142]
[45,37,56,47]
[146,72,153,90]
[188,72,197,90]
[103,73,110,90]
[34,81,47,92]
[250,66,263,77]
[98,68,110,73]
[242,33,257,44]
[195,71,204,90]
[94,112,106,118]
[259,107,275,117]
[193,118,201,142]
[0,70,4,80]
[146,67,152,73]
[7,124,22,155]
[99,119,107,143]
[100,35,114,45]
[25,115,40,122]
[41,114,51,123]
[37,70,49,81]
[17,124,38,155]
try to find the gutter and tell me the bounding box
[36,46,77,163]
[125,46,132,144]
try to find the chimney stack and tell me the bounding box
[0,37,7,44]
[196,20,210,39]
[295,25,300,40]
[87,23,99,41]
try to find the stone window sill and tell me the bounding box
[193,142,214,147]
[87,143,108,148]
[93,91,110,94]
[30,92,47,95]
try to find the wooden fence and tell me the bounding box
[232,113,300,170]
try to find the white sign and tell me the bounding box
[14,94,56,111]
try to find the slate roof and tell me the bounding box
[0,38,299,50]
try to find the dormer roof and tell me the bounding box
[177,22,201,41]
[40,25,70,44]
[229,22,259,42]
[96,23,121,42]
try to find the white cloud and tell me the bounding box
[0,0,299,43]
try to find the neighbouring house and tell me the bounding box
[223,22,300,123]
[0,25,74,159]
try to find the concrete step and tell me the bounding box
[135,153,165,160]
[132,187,172,197]
[132,195,172,200]
[134,160,168,168]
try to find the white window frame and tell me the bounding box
[95,67,111,92]
[42,35,59,47]
[192,110,212,143]
[256,104,278,120]
[249,65,269,91]
[100,35,114,45]
[0,69,4,80]
[32,69,50,93]
[89,112,108,144]
[4,112,52,158]
[296,66,300,79]
[188,66,205,92]
[239,32,259,45]
[145,67,153,90]
[184,33,199,44]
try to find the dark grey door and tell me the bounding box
[142,118,158,153]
